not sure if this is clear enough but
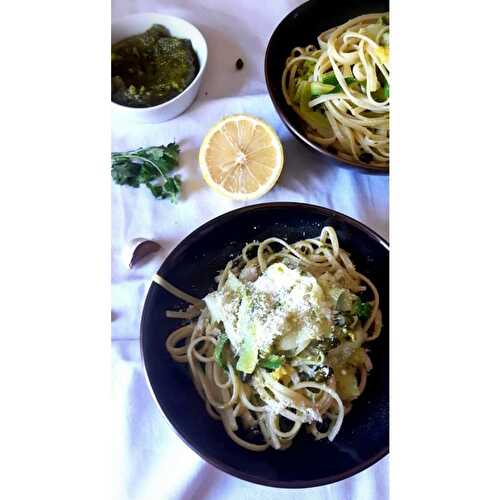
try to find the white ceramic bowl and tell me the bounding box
[111,13,208,124]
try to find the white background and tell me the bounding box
[1,1,499,500]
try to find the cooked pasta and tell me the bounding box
[154,226,382,451]
[281,13,389,168]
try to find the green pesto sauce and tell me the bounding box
[111,24,199,108]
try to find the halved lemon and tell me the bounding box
[199,114,284,200]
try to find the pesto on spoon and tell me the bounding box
[112,24,199,108]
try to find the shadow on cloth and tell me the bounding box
[179,463,223,500]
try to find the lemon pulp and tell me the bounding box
[199,114,284,200]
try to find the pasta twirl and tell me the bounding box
[156,226,382,451]
[281,13,389,168]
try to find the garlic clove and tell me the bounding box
[123,238,161,268]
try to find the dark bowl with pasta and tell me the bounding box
[265,0,390,172]
[140,202,389,488]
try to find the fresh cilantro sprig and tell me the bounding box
[111,142,182,201]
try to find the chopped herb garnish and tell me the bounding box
[353,300,373,320]
[111,143,182,201]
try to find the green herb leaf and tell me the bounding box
[260,354,284,370]
[146,175,181,201]
[111,143,182,201]
[214,333,229,368]
[353,300,373,320]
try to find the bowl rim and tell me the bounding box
[139,201,389,488]
[111,12,208,112]
[264,2,389,174]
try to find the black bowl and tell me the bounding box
[141,202,389,488]
[264,0,389,173]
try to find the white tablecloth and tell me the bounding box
[112,1,389,498]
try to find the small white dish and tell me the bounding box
[111,13,208,124]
